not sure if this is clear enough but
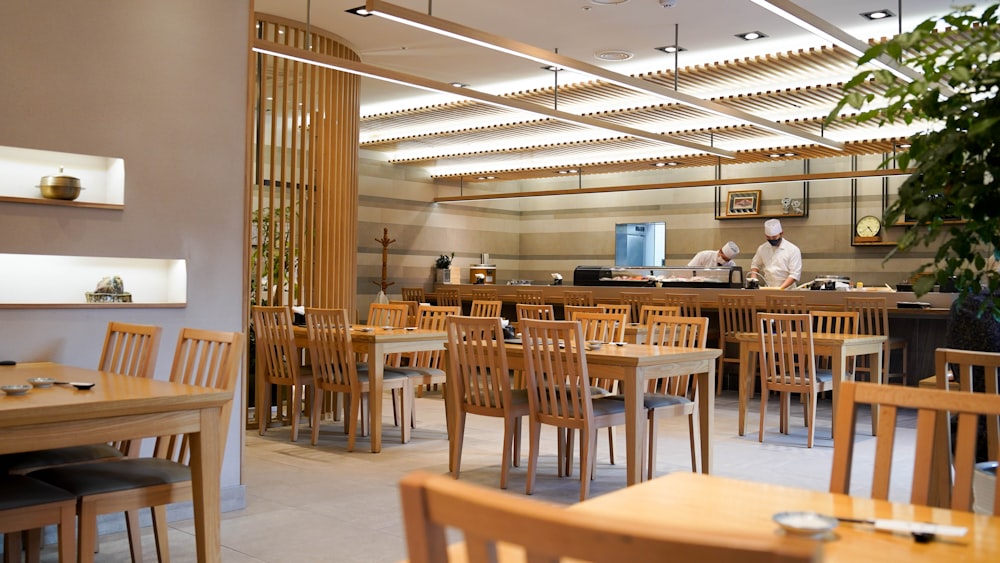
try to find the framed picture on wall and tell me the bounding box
[726,190,761,216]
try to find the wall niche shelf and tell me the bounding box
[0,253,187,308]
[0,145,125,208]
[713,184,809,220]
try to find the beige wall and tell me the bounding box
[0,0,250,515]
[359,150,935,296]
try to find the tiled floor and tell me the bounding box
[37,387,915,562]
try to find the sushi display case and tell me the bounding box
[573,265,744,289]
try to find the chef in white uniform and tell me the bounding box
[688,241,740,268]
[749,219,802,290]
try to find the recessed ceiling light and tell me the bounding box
[767,152,797,158]
[595,49,634,62]
[653,162,679,167]
[654,45,687,54]
[861,9,895,21]
[736,31,768,41]
[590,0,630,4]
[541,65,565,72]
[345,6,372,17]
[557,169,579,174]
[476,175,496,180]
[895,142,911,149]
[449,82,469,88]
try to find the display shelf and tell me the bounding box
[715,212,805,221]
[0,253,186,307]
[852,241,897,247]
[0,145,125,207]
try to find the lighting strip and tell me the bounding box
[252,40,736,158]
[363,0,843,151]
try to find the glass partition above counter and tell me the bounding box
[574,265,744,289]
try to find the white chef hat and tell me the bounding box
[764,218,783,236]
[721,241,740,259]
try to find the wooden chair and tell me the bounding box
[253,305,314,442]
[717,294,758,396]
[404,305,461,417]
[620,292,652,324]
[471,288,499,301]
[521,319,632,501]
[564,305,602,320]
[811,311,859,372]
[563,289,595,306]
[937,348,1000,462]
[305,308,413,450]
[516,289,545,305]
[844,296,908,384]
[368,302,420,431]
[446,315,530,489]
[1,475,76,563]
[29,328,244,563]
[469,300,502,318]
[574,311,626,344]
[638,304,681,326]
[757,313,832,448]
[765,294,808,314]
[435,287,462,308]
[515,303,555,322]
[601,303,633,324]
[401,287,425,303]
[389,299,420,327]
[660,292,701,317]
[640,315,708,477]
[830,380,1000,515]
[399,471,819,563]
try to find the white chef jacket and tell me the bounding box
[687,250,735,268]
[750,239,802,288]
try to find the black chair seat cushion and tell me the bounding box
[590,397,628,417]
[0,475,75,510]
[608,393,692,409]
[0,444,123,474]
[30,458,190,497]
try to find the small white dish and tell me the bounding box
[358,327,375,332]
[773,511,838,536]
[1,384,31,396]
[586,340,604,350]
[28,377,55,388]
[381,326,396,330]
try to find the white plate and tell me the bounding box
[1,384,31,396]
[28,377,55,388]
[773,511,838,535]
[381,326,396,330]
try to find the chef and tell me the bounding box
[688,241,740,267]
[749,219,802,290]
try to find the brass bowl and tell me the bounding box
[38,171,83,201]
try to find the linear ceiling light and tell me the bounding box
[251,39,736,158]
[363,0,843,151]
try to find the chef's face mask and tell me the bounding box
[767,237,782,247]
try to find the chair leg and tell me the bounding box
[450,411,467,476]
[647,414,657,480]
[606,427,615,465]
[525,420,542,495]
[258,382,272,436]
[400,382,414,444]
[5,532,23,563]
[758,382,770,443]
[500,415,517,489]
[347,393,362,452]
[151,505,171,563]
[124,508,143,562]
[78,500,99,563]
[289,384,301,442]
[806,391,817,448]
[579,429,596,501]
[688,413,699,473]
[311,386,323,445]
[512,417,522,468]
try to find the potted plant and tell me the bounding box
[436,252,459,284]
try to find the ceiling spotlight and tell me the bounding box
[654,45,687,54]
[476,175,496,180]
[345,6,372,17]
[541,65,565,72]
[449,82,469,88]
[736,31,768,41]
[860,9,895,21]
[557,169,579,174]
[895,143,911,149]
[653,162,679,167]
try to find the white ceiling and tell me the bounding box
[253,0,987,187]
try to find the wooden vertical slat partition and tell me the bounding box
[249,13,360,426]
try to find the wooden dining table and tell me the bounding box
[0,362,233,563]
[496,341,720,486]
[292,325,447,452]
[735,331,886,437]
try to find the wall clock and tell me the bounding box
[854,214,883,243]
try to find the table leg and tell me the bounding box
[738,342,750,436]
[623,367,644,486]
[871,347,884,435]
[190,407,223,563]
[369,344,385,453]
[698,363,715,474]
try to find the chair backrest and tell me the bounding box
[574,311,626,343]
[401,287,426,303]
[252,305,304,386]
[765,294,808,314]
[409,305,461,369]
[99,321,162,379]
[156,327,244,463]
[601,303,633,324]
[516,303,555,322]
[563,290,595,306]
[521,319,593,430]
[718,294,758,336]
[389,299,419,327]
[646,315,709,396]
[638,304,681,326]
[811,311,858,335]
[757,313,817,391]
[446,316,516,415]
[620,292,652,323]
[843,297,889,337]
[565,305,602,320]
[937,348,1000,461]
[471,288,499,301]
[435,287,462,307]
[661,293,701,317]
[368,302,409,327]
[516,289,545,305]
[469,300,502,318]
[830,380,1000,516]
[305,308,360,394]
[400,471,820,563]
